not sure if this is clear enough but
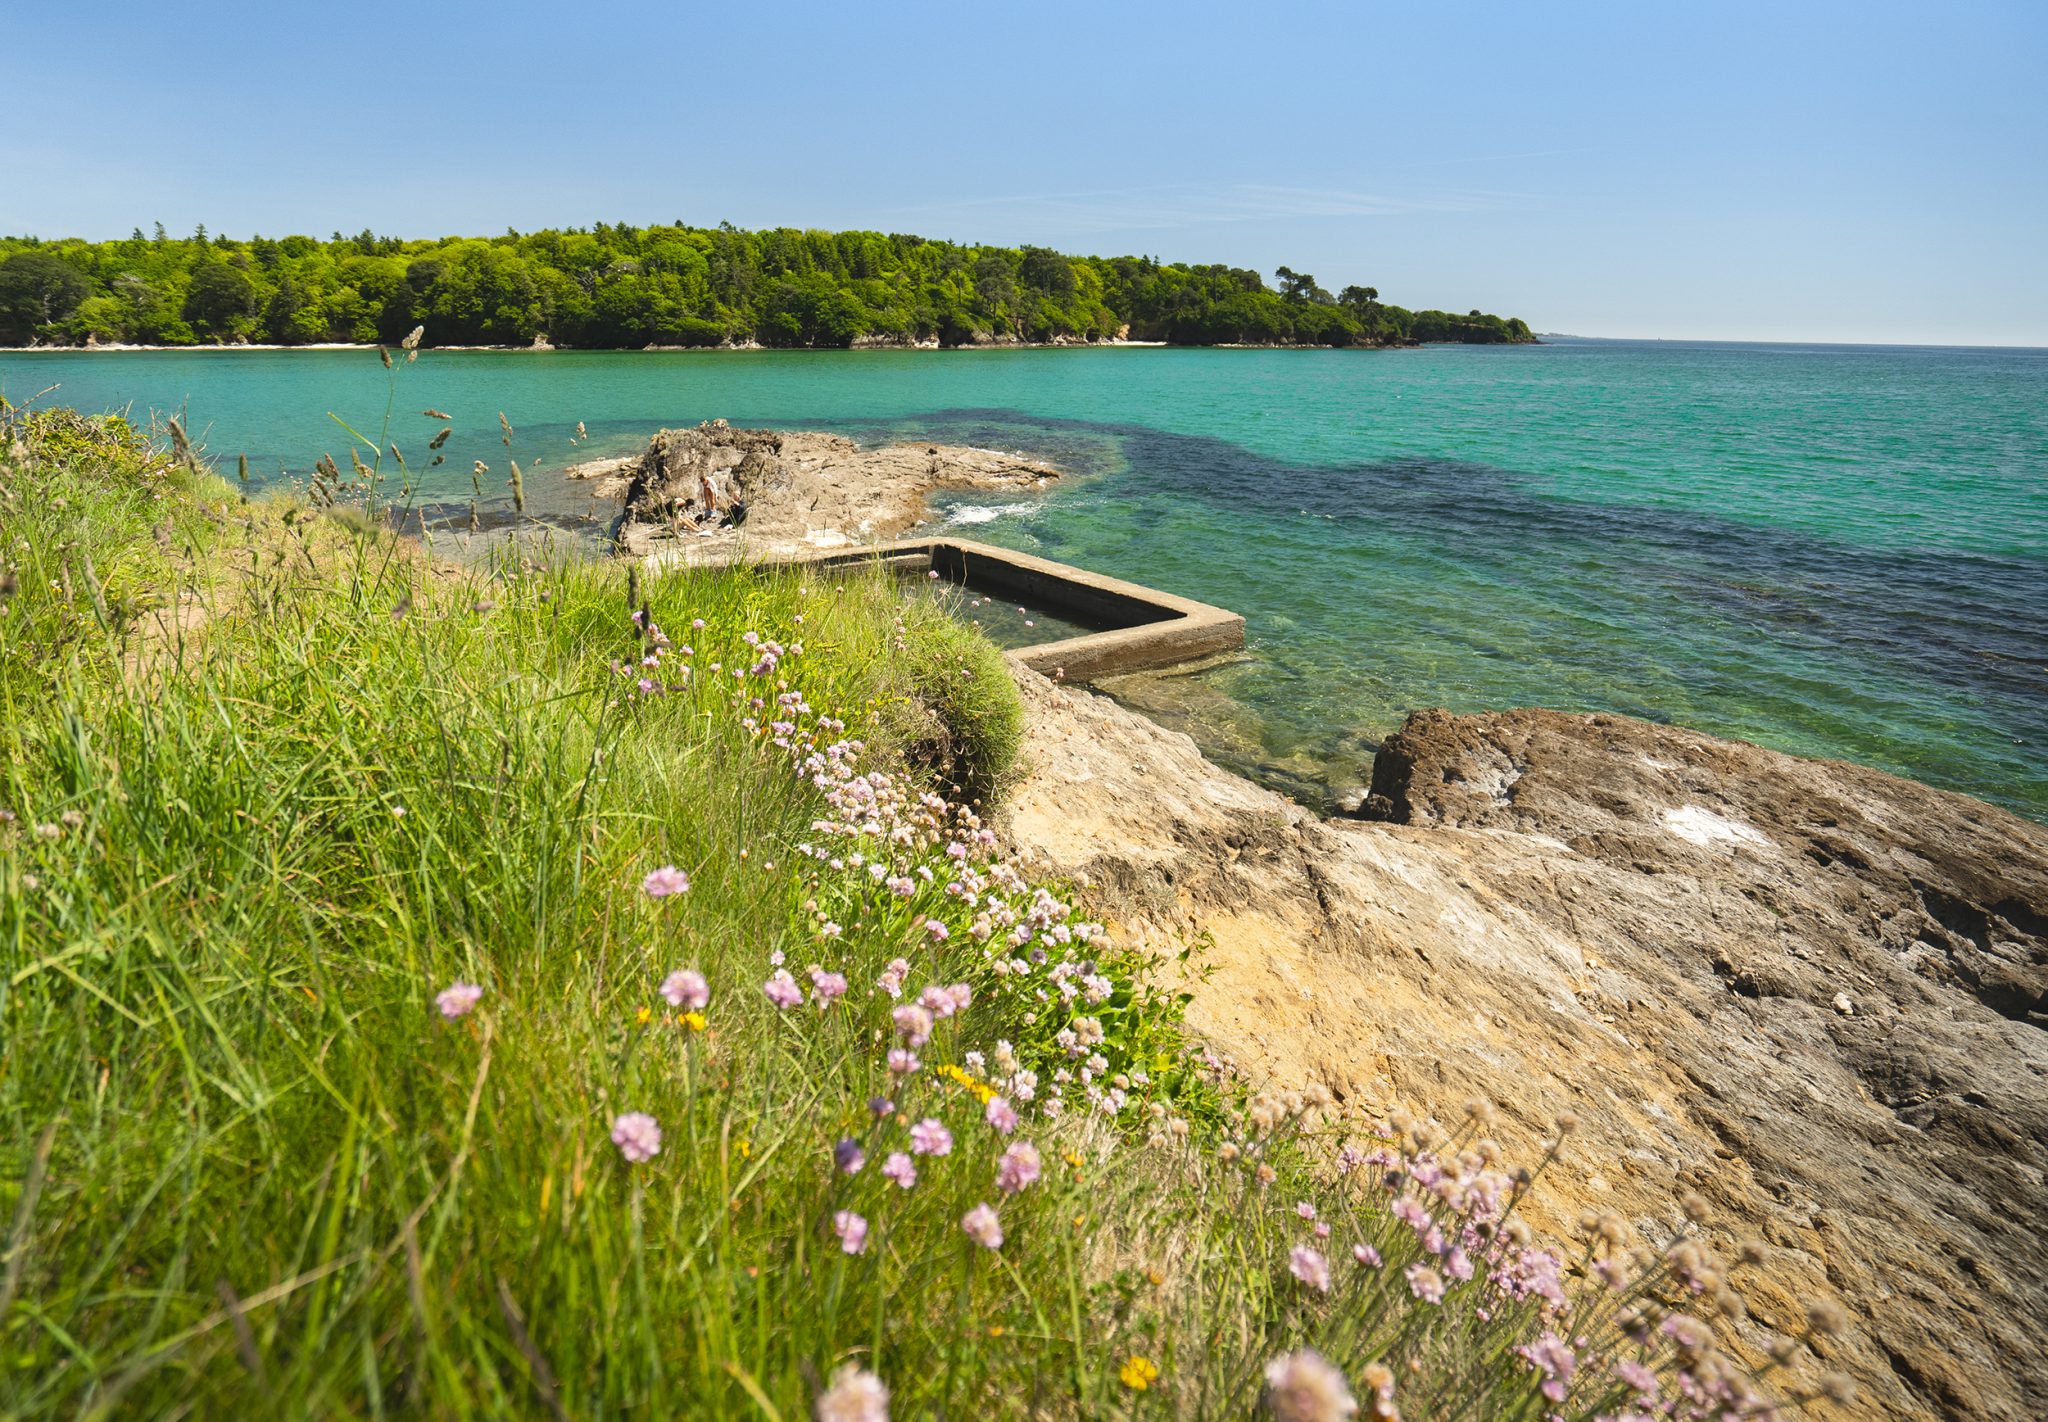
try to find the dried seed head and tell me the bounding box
[1805,1299,1848,1337]
[423,408,451,420]
[1553,1111,1579,1135]
[1737,1238,1769,1267]
[1713,1286,1747,1320]
[1768,1335,1799,1364]
[1818,1372,1858,1405]
[380,346,393,369]
[402,326,424,351]
[1462,1098,1495,1126]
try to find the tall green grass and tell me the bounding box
[0,399,1828,1420]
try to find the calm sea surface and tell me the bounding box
[6,340,2045,818]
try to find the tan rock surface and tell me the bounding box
[1001,675,2048,1421]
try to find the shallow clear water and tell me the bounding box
[6,341,2044,818]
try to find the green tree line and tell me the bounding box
[0,222,1534,350]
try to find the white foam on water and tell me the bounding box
[947,504,1031,526]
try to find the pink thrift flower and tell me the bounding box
[1296,1201,1317,1222]
[1616,1359,1660,1403]
[763,969,804,1009]
[995,1141,1041,1193]
[833,1209,869,1255]
[960,1202,1003,1250]
[835,1138,866,1174]
[611,1112,662,1163]
[435,982,483,1020]
[984,1096,1019,1133]
[816,1364,888,1422]
[1353,1243,1382,1268]
[1514,1331,1576,1403]
[925,920,949,941]
[1262,1350,1357,1422]
[1289,1244,1332,1294]
[641,865,690,898]
[888,1049,920,1075]
[660,969,709,1010]
[909,1118,953,1156]
[808,966,849,1004]
[1406,1262,1446,1304]
[881,1151,918,1189]
[892,1003,933,1047]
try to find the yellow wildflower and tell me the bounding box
[736,1138,751,1159]
[634,1005,652,1025]
[937,1063,997,1104]
[1119,1355,1159,1391]
[681,1011,707,1032]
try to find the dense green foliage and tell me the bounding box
[0,224,1533,349]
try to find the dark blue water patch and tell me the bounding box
[903,410,2048,698]
[860,409,2048,812]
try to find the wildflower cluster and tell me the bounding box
[1213,1091,1822,1422]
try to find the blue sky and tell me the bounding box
[5,0,2043,344]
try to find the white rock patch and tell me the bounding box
[1662,804,1769,850]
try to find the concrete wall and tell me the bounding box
[763,537,1245,681]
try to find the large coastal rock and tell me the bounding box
[573,420,1058,565]
[1001,683,2048,1420]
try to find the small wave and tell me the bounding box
[947,504,1033,526]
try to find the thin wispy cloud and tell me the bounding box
[878,182,1520,238]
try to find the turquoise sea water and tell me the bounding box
[6,341,2045,818]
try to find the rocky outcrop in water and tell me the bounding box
[1001,684,2048,1421]
[570,420,1058,565]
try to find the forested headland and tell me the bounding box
[0,223,1534,350]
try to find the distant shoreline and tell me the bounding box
[0,338,1482,355]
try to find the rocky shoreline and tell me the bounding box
[567,420,1060,565]
[1002,680,2047,1421]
